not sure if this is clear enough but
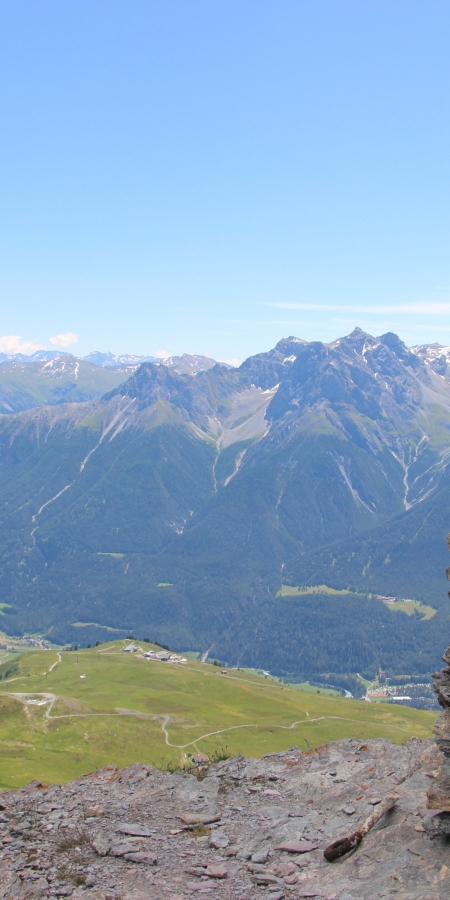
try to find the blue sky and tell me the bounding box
[1,1,450,363]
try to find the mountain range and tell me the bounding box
[1,328,450,680]
[0,351,223,413]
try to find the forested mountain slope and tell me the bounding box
[0,328,449,677]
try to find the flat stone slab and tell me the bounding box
[275,839,318,853]
[250,873,284,886]
[111,841,141,856]
[181,811,221,825]
[117,822,153,836]
[204,864,227,878]
[123,851,158,864]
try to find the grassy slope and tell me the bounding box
[0,643,437,790]
[279,585,355,596]
[387,600,437,620]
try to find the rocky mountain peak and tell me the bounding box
[411,342,450,381]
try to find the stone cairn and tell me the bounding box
[426,531,450,833]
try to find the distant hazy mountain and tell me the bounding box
[0,349,68,363]
[0,351,224,413]
[84,350,225,374]
[0,328,449,678]
[0,354,136,413]
[159,353,230,375]
[83,351,158,367]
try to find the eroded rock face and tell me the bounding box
[427,647,450,834]
[426,686,450,813]
[431,646,450,713]
[425,533,450,820]
[1,738,450,900]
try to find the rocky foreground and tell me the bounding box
[1,736,450,900]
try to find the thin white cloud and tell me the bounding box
[265,319,350,327]
[221,358,241,367]
[398,323,450,332]
[49,332,78,348]
[155,349,171,358]
[0,335,44,355]
[265,302,450,314]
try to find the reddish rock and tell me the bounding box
[180,811,220,825]
[204,863,227,878]
[275,839,318,853]
[272,862,298,877]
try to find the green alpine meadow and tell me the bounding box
[0,642,437,790]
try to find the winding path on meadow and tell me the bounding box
[0,647,424,751]
[1,689,419,750]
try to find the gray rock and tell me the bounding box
[92,837,110,856]
[250,873,284,886]
[251,844,271,863]
[185,865,207,875]
[423,811,450,835]
[236,849,251,860]
[123,850,158,864]
[110,840,140,856]
[209,830,229,849]
[117,822,153,836]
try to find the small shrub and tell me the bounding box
[159,756,185,774]
[209,746,232,763]
[191,825,211,838]
[12,798,40,828]
[57,866,88,886]
[55,827,92,852]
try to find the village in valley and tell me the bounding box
[0,633,50,653]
